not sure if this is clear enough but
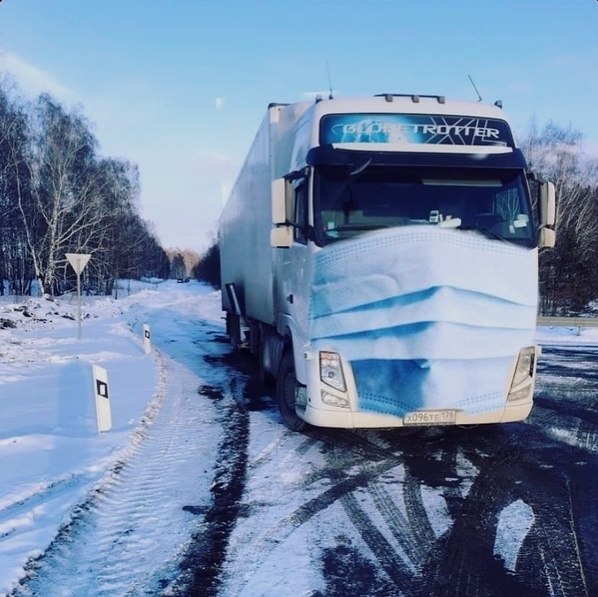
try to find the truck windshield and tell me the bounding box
[314,165,535,247]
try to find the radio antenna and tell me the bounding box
[325,60,334,99]
[468,74,483,102]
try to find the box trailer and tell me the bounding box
[219,93,556,430]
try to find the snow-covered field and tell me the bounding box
[0,280,227,595]
[1,280,597,595]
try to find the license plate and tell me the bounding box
[403,409,457,426]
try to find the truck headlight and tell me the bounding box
[511,347,535,387]
[320,351,346,392]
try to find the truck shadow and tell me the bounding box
[202,342,277,415]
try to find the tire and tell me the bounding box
[276,351,307,432]
[258,343,274,387]
[256,325,273,387]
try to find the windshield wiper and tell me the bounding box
[348,158,372,178]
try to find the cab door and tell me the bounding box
[286,175,311,329]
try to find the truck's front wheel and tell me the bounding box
[276,351,307,432]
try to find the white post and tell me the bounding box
[92,364,112,433]
[76,271,82,340]
[65,253,91,340]
[143,324,152,354]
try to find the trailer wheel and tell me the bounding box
[276,351,307,432]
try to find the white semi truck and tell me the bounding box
[219,94,556,431]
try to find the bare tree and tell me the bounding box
[0,81,34,294]
[522,121,598,314]
[14,95,112,294]
[84,159,142,296]
[0,80,174,297]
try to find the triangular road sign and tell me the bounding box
[66,253,91,275]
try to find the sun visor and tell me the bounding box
[306,145,528,170]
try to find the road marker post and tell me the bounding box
[143,324,152,354]
[92,364,112,433]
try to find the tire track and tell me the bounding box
[340,492,412,591]
[217,422,409,596]
[367,482,432,569]
[11,348,225,597]
[415,423,594,596]
[217,412,464,595]
[416,439,526,597]
[530,399,598,454]
[316,420,594,596]
[513,450,595,596]
[216,344,598,597]
[168,378,250,597]
[0,473,92,541]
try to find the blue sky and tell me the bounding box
[0,0,596,252]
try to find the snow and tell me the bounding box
[419,485,452,539]
[0,281,597,595]
[536,324,598,347]
[0,280,225,595]
[1,290,156,592]
[493,499,535,572]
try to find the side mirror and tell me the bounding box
[538,181,556,249]
[271,178,293,248]
[272,178,293,224]
[539,181,556,227]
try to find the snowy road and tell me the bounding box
[2,282,597,596]
[210,343,598,597]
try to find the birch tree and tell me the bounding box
[0,83,33,294]
[0,79,175,296]
[522,121,598,314]
[15,95,111,294]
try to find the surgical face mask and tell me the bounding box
[309,226,538,416]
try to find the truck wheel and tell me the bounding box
[276,351,307,432]
[256,325,273,386]
[258,345,274,387]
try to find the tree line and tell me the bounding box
[3,72,596,314]
[0,77,170,297]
